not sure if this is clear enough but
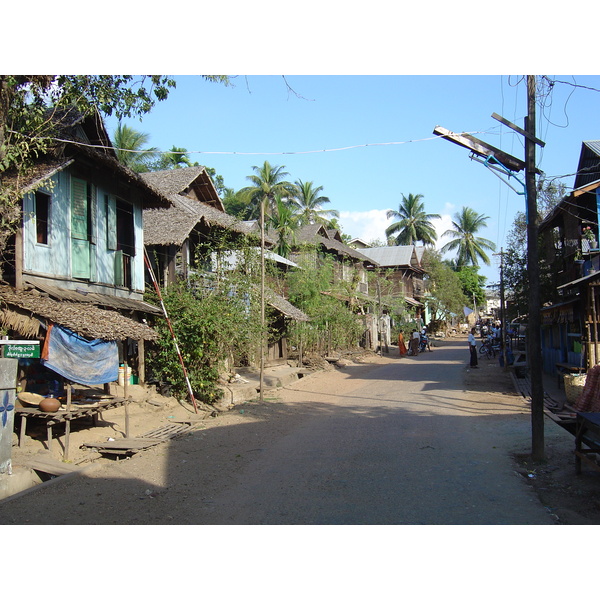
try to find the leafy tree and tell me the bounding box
[385,193,440,246]
[239,161,295,219]
[421,249,468,327]
[456,265,487,308]
[285,253,363,353]
[151,145,195,170]
[290,179,339,225]
[112,122,158,172]
[222,187,252,218]
[440,206,496,266]
[268,194,300,258]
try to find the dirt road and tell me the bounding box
[4,337,594,525]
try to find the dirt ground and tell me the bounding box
[463,343,600,525]
[4,337,600,524]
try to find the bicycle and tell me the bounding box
[479,338,499,359]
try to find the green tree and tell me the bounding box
[222,187,252,218]
[239,161,294,219]
[268,194,300,258]
[456,265,487,308]
[290,179,339,225]
[440,206,496,266]
[112,122,158,172]
[385,193,440,246]
[152,145,195,170]
[420,249,468,328]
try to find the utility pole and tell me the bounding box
[525,75,545,461]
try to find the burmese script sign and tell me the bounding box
[0,340,40,359]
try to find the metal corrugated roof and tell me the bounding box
[357,246,416,267]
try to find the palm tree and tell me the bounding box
[385,193,440,246]
[112,122,158,173]
[268,194,300,257]
[159,146,195,169]
[440,206,496,266]
[290,179,339,226]
[239,161,294,219]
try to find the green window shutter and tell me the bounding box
[114,250,124,286]
[71,177,88,240]
[106,194,117,250]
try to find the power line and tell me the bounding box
[30,130,496,158]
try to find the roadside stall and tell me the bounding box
[0,284,159,459]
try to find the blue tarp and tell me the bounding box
[41,324,119,385]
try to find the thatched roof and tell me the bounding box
[143,193,251,246]
[1,111,169,210]
[0,284,159,341]
[264,288,310,322]
[140,167,224,211]
[294,225,379,266]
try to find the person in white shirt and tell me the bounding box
[468,327,478,367]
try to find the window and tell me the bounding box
[35,191,50,244]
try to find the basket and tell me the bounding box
[564,373,587,405]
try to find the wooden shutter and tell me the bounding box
[71,178,88,240]
[106,194,117,250]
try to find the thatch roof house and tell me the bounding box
[141,167,254,285]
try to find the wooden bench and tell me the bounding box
[510,371,578,433]
[575,413,600,474]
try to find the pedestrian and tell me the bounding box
[398,330,407,356]
[468,327,478,368]
[410,329,420,356]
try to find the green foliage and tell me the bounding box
[385,193,440,246]
[421,249,468,324]
[290,179,339,226]
[112,122,158,172]
[285,253,363,352]
[268,194,300,257]
[440,206,496,267]
[145,229,269,404]
[456,265,486,306]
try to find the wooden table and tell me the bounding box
[556,362,586,388]
[15,399,127,454]
[575,412,600,474]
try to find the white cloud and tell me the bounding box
[338,209,390,244]
[338,209,457,254]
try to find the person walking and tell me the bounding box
[398,330,407,356]
[410,329,420,356]
[468,327,478,368]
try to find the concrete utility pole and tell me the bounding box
[525,75,545,461]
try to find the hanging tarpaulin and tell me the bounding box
[463,306,474,317]
[41,323,119,385]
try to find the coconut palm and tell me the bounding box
[112,122,158,173]
[268,194,301,258]
[290,179,339,226]
[239,161,294,219]
[440,206,496,266]
[385,193,440,246]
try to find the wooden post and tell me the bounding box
[124,359,130,438]
[591,286,598,367]
[260,198,265,402]
[525,75,545,461]
[63,383,72,461]
[138,339,145,384]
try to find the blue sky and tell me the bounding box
[106,74,600,285]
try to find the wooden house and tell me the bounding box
[355,245,426,321]
[538,140,600,373]
[141,171,309,365]
[0,108,166,387]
